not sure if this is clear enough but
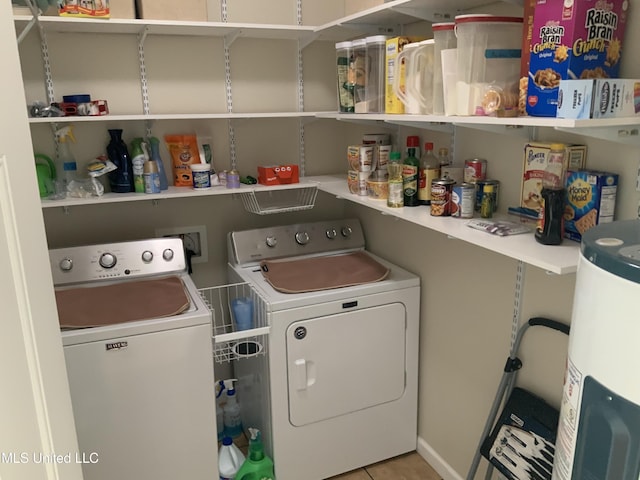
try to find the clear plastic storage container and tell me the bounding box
[364,35,389,113]
[335,41,354,112]
[351,38,368,113]
[454,15,523,116]
[432,22,456,115]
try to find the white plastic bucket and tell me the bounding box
[432,22,456,115]
[454,15,523,116]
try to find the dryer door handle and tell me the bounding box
[293,359,316,390]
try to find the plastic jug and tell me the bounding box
[35,154,56,198]
[234,428,275,480]
[218,436,245,479]
[393,40,435,115]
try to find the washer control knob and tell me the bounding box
[326,228,337,239]
[266,235,278,248]
[99,253,117,269]
[162,249,174,261]
[59,258,73,272]
[295,231,310,245]
[141,250,154,263]
[341,226,353,238]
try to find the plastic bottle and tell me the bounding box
[148,136,169,190]
[218,436,246,480]
[130,138,146,193]
[216,380,226,442]
[419,142,440,206]
[387,151,403,208]
[438,147,451,167]
[143,159,161,194]
[106,129,135,193]
[234,428,275,480]
[535,143,567,245]
[223,379,243,440]
[54,126,78,189]
[402,147,420,207]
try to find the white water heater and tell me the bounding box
[552,219,640,480]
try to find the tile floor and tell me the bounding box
[328,452,443,480]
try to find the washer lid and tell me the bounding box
[581,219,640,284]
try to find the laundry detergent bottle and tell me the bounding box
[218,436,246,480]
[223,379,243,440]
[235,428,275,480]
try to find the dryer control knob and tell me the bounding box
[99,253,117,269]
[326,228,337,239]
[59,258,73,272]
[141,250,154,263]
[162,249,174,261]
[266,235,278,248]
[295,231,310,245]
[341,226,353,238]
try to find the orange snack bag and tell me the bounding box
[164,134,200,187]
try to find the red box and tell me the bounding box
[258,165,299,186]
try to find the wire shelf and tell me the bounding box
[198,282,269,364]
[239,186,317,215]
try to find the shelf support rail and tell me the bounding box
[137,27,153,137]
[297,0,306,177]
[221,0,237,169]
[511,260,526,350]
[23,0,56,106]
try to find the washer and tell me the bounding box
[50,237,217,480]
[227,218,420,480]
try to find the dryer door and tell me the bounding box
[286,302,406,426]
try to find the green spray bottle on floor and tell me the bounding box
[235,428,275,480]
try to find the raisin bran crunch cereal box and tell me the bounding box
[526,0,629,116]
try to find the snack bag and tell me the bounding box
[164,134,200,187]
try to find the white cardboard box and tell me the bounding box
[557,79,640,119]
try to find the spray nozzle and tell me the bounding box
[248,427,260,442]
[55,125,76,143]
[224,378,237,395]
[216,380,226,400]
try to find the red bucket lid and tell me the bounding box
[454,14,523,24]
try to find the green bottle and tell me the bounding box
[130,138,146,193]
[235,428,275,480]
[402,146,419,207]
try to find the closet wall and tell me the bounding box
[16,1,640,479]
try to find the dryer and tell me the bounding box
[227,218,420,480]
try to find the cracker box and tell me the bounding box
[59,0,110,18]
[522,143,587,211]
[564,170,618,242]
[557,78,640,118]
[258,165,300,186]
[526,0,629,117]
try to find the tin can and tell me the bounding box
[473,179,500,212]
[464,158,487,183]
[359,145,374,172]
[226,169,240,189]
[358,171,370,196]
[451,182,475,218]
[430,177,455,216]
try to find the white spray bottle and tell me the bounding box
[215,380,226,441]
[54,126,78,188]
[222,378,243,439]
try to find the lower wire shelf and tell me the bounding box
[199,282,269,363]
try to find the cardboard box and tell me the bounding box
[526,0,629,117]
[135,0,207,21]
[564,170,618,242]
[521,143,587,211]
[557,79,640,119]
[59,0,110,18]
[384,36,426,114]
[258,165,300,186]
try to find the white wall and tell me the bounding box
[15,1,640,480]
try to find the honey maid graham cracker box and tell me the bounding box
[526,0,629,117]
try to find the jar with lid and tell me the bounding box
[387,152,404,208]
[535,143,567,245]
[350,39,367,113]
[364,35,389,113]
[335,41,355,113]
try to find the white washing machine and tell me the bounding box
[552,219,640,480]
[50,238,217,480]
[227,218,420,480]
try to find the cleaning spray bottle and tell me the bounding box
[54,126,78,189]
[216,380,226,442]
[223,379,243,440]
[234,428,275,480]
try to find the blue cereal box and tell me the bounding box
[564,170,618,242]
[526,0,629,117]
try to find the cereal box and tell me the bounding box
[522,143,587,211]
[564,170,618,242]
[385,37,426,114]
[526,0,629,117]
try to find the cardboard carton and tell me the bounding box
[258,165,300,186]
[557,78,640,119]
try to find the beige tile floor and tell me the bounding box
[328,452,443,480]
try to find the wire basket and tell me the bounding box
[198,282,269,363]
[239,186,317,215]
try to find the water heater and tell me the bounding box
[552,219,640,480]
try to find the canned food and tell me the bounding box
[451,182,475,218]
[359,145,374,172]
[347,170,359,194]
[473,179,500,212]
[358,171,370,196]
[464,158,488,183]
[226,169,240,189]
[430,177,455,216]
[347,145,361,170]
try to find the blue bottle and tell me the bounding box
[148,136,169,190]
[106,129,135,193]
